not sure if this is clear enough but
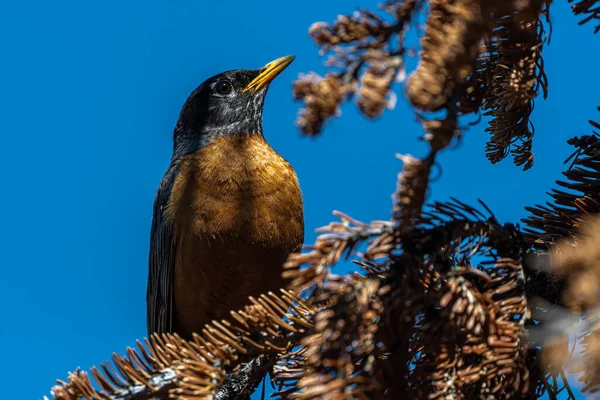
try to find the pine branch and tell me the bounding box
[283,212,395,294]
[476,1,550,170]
[285,278,385,398]
[292,0,421,135]
[569,0,600,33]
[48,290,315,400]
[215,357,276,400]
[522,107,600,249]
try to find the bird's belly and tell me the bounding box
[174,237,286,327]
[173,208,297,337]
[167,135,304,337]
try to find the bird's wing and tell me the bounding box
[146,162,179,334]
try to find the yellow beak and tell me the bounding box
[242,55,295,93]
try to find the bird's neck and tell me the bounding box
[172,126,264,160]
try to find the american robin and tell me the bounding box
[146,56,304,338]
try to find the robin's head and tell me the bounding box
[173,55,295,156]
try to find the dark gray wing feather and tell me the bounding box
[146,162,180,334]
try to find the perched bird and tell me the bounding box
[146,56,304,339]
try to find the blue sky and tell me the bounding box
[0,1,598,399]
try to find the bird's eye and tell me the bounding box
[215,81,233,95]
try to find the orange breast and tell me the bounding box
[165,135,303,336]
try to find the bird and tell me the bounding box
[146,56,304,339]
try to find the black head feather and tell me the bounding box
[172,69,269,158]
[171,56,295,158]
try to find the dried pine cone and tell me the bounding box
[309,12,387,47]
[293,73,347,136]
[553,215,600,312]
[357,55,398,118]
[406,0,488,111]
